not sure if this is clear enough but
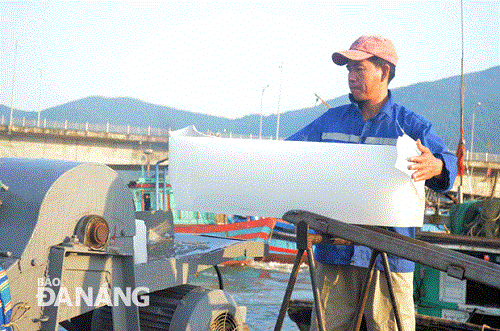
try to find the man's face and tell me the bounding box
[346,59,385,102]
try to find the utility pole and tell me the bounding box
[276,63,283,140]
[259,84,269,139]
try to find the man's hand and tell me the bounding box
[409,139,444,182]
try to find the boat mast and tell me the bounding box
[457,0,466,203]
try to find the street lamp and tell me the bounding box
[9,40,20,128]
[467,101,481,199]
[37,68,43,127]
[470,101,481,157]
[258,84,269,139]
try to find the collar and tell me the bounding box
[348,90,394,120]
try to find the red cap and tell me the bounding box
[332,35,398,66]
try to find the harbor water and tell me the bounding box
[189,262,313,331]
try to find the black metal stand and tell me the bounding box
[274,217,405,331]
[274,221,325,331]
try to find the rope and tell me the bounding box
[465,199,500,238]
[1,302,30,331]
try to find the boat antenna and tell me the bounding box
[314,93,331,109]
[456,0,466,203]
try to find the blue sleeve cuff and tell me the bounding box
[425,153,457,193]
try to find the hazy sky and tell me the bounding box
[1,1,499,119]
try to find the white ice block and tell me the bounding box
[169,126,425,227]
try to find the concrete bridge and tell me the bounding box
[0,117,498,198]
[0,119,170,169]
[453,152,500,199]
[0,117,265,170]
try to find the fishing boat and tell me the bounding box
[287,299,500,331]
[259,220,304,264]
[127,165,279,264]
[413,197,500,328]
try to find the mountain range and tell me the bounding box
[1,66,498,153]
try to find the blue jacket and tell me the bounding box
[286,92,457,272]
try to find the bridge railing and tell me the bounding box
[466,150,500,163]
[213,131,275,140]
[3,116,495,151]
[2,116,172,137]
[0,115,274,140]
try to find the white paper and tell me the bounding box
[395,133,425,197]
[169,126,425,227]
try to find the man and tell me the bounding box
[287,35,457,331]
